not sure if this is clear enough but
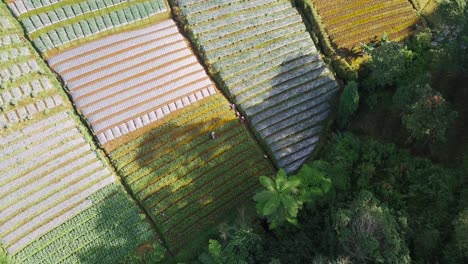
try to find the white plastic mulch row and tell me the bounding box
[67,42,191,96]
[0,94,64,128]
[9,0,127,32]
[0,60,41,80]
[73,49,194,107]
[59,28,182,79]
[0,147,94,209]
[48,19,176,66]
[6,175,113,254]
[0,111,69,145]
[65,37,187,89]
[50,19,218,145]
[90,72,212,134]
[0,108,117,254]
[96,85,217,144]
[0,118,75,166]
[86,66,207,124]
[0,34,22,47]
[79,57,199,114]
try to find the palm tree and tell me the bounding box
[253,169,302,229]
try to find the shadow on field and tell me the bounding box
[237,51,338,173]
[123,98,271,257]
[76,189,154,264]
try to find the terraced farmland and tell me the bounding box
[0,3,156,263]
[49,19,218,147]
[6,0,169,54]
[46,9,273,250]
[109,93,273,248]
[174,0,339,172]
[309,0,422,50]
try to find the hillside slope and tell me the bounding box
[173,0,339,172]
[0,3,157,263]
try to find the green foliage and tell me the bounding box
[393,75,432,111]
[201,225,261,264]
[408,29,432,53]
[255,165,332,229]
[331,58,358,81]
[297,165,332,203]
[366,42,411,88]
[337,81,359,128]
[254,170,302,229]
[207,240,223,264]
[333,191,410,263]
[452,208,468,260]
[117,242,166,264]
[402,92,458,143]
[0,247,11,264]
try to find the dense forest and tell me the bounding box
[194,1,468,263]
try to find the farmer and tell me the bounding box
[210,131,216,140]
[230,103,236,111]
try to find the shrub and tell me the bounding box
[333,191,410,263]
[337,81,359,128]
[366,42,411,88]
[402,92,458,143]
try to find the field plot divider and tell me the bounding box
[168,0,277,172]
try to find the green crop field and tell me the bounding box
[306,0,421,50]
[109,93,273,250]
[172,0,339,173]
[6,0,169,56]
[0,3,158,263]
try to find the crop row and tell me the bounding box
[1,3,156,262]
[335,15,420,48]
[134,125,245,200]
[12,185,155,264]
[0,115,117,253]
[310,0,420,49]
[0,10,68,129]
[154,149,264,224]
[7,0,168,52]
[166,178,259,247]
[119,107,235,185]
[110,92,228,163]
[111,94,271,247]
[177,0,338,172]
[49,20,217,145]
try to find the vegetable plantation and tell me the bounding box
[0,10,63,127]
[109,93,273,249]
[48,19,218,146]
[6,0,169,54]
[0,3,157,263]
[46,8,273,254]
[174,0,339,173]
[308,0,421,50]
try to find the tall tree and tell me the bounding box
[333,191,410,263]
